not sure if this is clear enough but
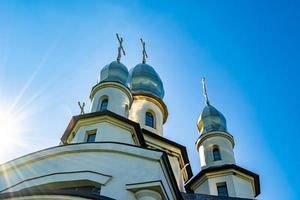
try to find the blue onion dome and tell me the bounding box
[127,63,164,99]
[99,61,129,85]
[197,104,227,134]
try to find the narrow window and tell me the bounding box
[217,182,228,197]
[86,130,97,143]
[99,99,108,111]
[145,112,154,128]
[125,104,129,118]
[213,146,221,161]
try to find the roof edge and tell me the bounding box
[60,110,146,147]
[185,164,260,197]
[142,129,193,180]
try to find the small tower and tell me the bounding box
[127,39,168,135]
[90,34,132,117]
[196,78,235,169]
[185,78,260,199]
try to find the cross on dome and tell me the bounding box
[116,33,125,63]
[202,77,210,106]
[140,38,148,64]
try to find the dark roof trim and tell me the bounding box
[61,110,146,147]
[161,152,184,200]
[0,189,115,200]
[185,164,260,197]
[181,192,255,200]
[142,129,193,181]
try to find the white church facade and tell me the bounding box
[0,35,260,200]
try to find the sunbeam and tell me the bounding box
[7,34,63,114]
[0,100,32,163]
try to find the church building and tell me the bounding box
[0,34,260,200]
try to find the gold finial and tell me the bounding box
[78,101,85,115]
[116,33,125,63]
[202,77,210,105]
[140,38,148,64]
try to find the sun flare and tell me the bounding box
[0,110,24,152]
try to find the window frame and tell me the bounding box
[97,96,109,111]
[125,104,129,118]
[217,182,229,197]
[86,129,97,143]
[212,145,222,161]
[100,99,108,111]
[145,111,155,128]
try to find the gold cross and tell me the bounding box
[202,78,210,105]
[140,38,148,64]
[116,33,125,63]
[78,101,85,115]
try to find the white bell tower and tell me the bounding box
[185,78,260,199]
[127,39,168,136]
[90,34,132,118]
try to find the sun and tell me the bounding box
[0,109,25,154]
[0,114,20,149]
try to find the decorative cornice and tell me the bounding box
[0,142,162,174]
[196,131,235,149]
[90,81,133,105]
[133,93,168,123]
[60,110,146,147]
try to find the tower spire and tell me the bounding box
[140,38,148,64]
[116,33,125,63]
[202,77,210,106]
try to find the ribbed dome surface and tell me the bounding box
[197,104,227,134]
[99,61,129,85]
[127,63,164,99]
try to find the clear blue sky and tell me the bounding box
[0,0,299,199]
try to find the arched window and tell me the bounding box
[145,112,155,128]
[213,146,221,161]
[99,98,108,111]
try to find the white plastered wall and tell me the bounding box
[193,179,209,194]
[167,155,183,191]
[143,134,188,192]
[233,175,255,198]
[70,121,135,145]
[90,83,131,118]
[193,173,255,199]
[207,175,236,197]
[129,97,164,135]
